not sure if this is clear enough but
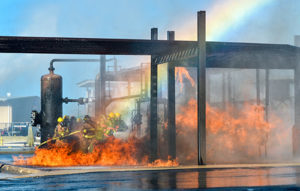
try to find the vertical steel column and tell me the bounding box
[293,53,300,156]
[95,56,106,117]
[256,69,261,105]
[264,68,270,157]
[167,31,176,159]
[150,28,158,162]
[100,55,106,115]
[197,11,206,165]
[265,69,269,121]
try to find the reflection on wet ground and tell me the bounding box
[1,166,300,190]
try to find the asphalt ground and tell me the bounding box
[1,164,300,190]
[1,154,300,190]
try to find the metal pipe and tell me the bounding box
[49,58,100,71]
[105,94,141,107]
[62,97,86,105]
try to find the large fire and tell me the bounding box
[13,136,178,167]
[176,98,289,164]
[14,66,291,167]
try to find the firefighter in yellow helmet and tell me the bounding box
[54,117,69,140]
[115,112,120,118]
[108,112,115,119]
[57,117,63,123]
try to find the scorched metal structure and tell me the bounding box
[0,11,300,165]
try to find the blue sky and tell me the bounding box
[0,0,299,115]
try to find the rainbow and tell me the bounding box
[207,0,273,40]
[108,0,274,120]
[177,0,273,41]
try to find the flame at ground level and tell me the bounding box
[13,137,178,167]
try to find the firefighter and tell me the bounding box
[54,117,64,138]
[103,112,121,137]
[80,116,97,153]
[54,117,70,140]
[62,115,71,132]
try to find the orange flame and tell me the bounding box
[175,67,195,91]
[175,98,284,164]
[13,137,179,167]
[148,156,179,167]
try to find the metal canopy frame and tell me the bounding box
[0,11,300,165]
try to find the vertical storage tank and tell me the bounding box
[40,66,62,143]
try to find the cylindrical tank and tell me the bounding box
[41,67,62,143]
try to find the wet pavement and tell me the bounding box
[1,166,300,190]
[1,154,300,190]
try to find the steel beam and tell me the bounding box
[0,36,195,55]
[197,11,206,165]
[150,28,158,162]
[167,31,176,159]
[0,36,298,69]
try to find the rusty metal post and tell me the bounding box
[150,28,158,162]
[197,11,206,165]
[167,31,176,159]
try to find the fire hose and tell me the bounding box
[38,130,81,148]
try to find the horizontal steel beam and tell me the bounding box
[0,35,299,69]
[0,36,196,55]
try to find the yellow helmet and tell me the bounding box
[76,118,81,122]
[108,112,115,119]
[115,113,120,118]
[57,117,63,123]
